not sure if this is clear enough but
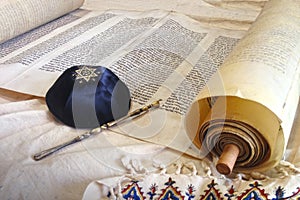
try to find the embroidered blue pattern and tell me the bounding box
[158,177,184,200]
[147,184,158,200]
[122,180,145,200]
[237,182,268,200]
[200,180,223,200]
[118,178,300,200]
[186,184,196,200]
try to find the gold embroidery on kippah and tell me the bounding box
[75,66,101,83]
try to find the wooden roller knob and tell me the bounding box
[216,144,240,175]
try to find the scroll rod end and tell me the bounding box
[216,144,240,175]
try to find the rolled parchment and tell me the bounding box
[0,0,84,44]
[185,0,300,174]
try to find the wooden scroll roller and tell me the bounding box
[216,144,240,175]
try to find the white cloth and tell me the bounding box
[0,91,209,199]
[0,89,300,200]
[1,0,300,199]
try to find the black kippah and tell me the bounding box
[46,65,131,128]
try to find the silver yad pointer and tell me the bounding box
[33,99,162,161]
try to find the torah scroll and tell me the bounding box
[185,0,300,174]
[0,0,84,44]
